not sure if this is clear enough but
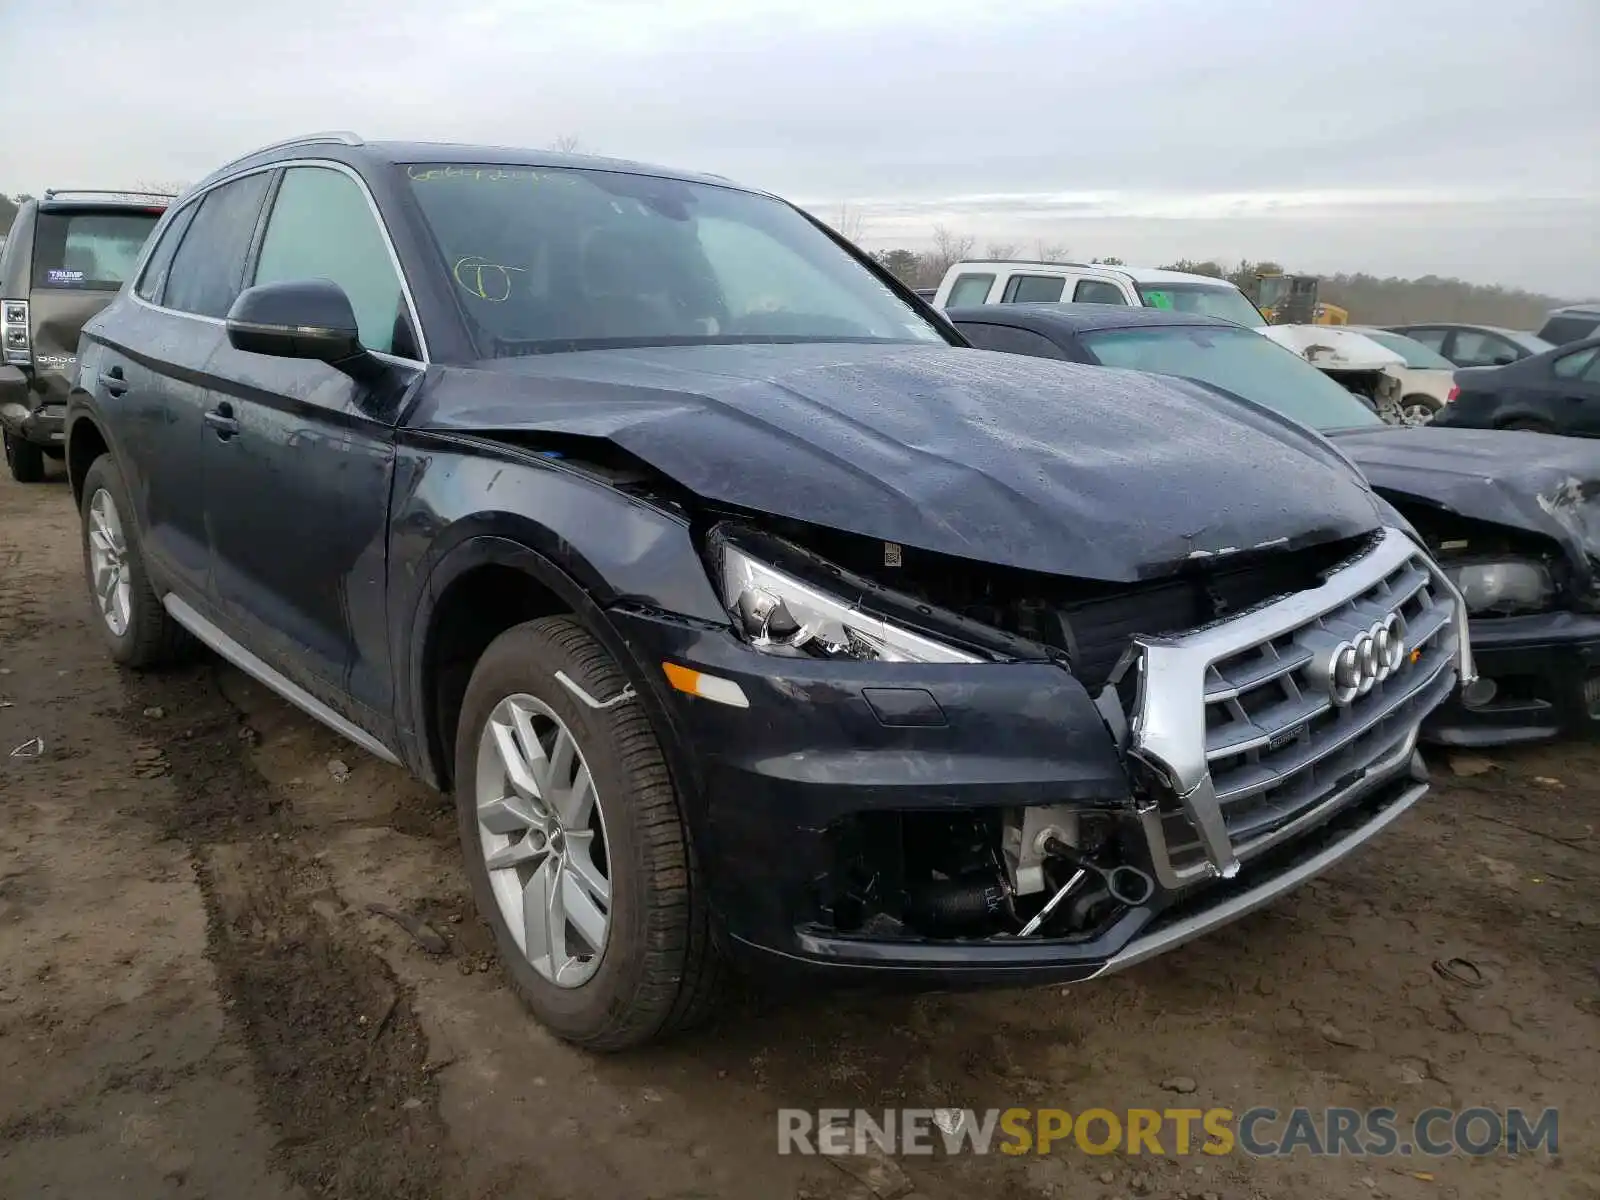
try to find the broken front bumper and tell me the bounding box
[611,528,1466,984]
[1425,611,1600,746]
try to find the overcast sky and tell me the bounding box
[6,0,1596,295]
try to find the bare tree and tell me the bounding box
[985,241,1019,260]
[1035,240,1072,263]
[923,225,976,286]
[832,202,868,245]
[550,135,587,154]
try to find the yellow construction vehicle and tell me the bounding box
[1252,273,1347,325]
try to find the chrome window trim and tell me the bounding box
[127,157,430,365]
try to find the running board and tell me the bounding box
[162,594,401,766]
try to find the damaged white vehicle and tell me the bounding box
[1261,326,1439,426]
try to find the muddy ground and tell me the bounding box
[0,464,1596,1200]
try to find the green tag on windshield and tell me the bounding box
[1144,290,1173,310]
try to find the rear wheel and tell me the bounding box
[454,615,721,1050]
[3,430,46,483]
[79,455,188,667]
[1500,418,1553,433]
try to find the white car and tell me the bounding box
[932,259,1269,329]
[1345,326,1460,421]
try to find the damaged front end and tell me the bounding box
[666,519,1470,980]
[1332,427,1600,745]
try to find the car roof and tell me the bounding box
[1547,303,1600,317]
[194,132,747,196]
[1389,321,1527,336]
[35,189,173,214]
[948,260,1238,287]
[946,303,1239,335]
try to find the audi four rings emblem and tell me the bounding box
[1326,612,1408,705]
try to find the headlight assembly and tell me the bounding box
[718,542,983,664]
[1444,560,1554,615]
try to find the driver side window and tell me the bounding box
[253,166,407,356]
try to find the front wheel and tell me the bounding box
[79,455,188,667]
[1399,394,1442,426]
[3,430,46,483]
[454,616,721,1050]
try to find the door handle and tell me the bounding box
[100,366,129,397]
[204,403,240,439]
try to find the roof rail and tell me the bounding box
[42,188,176,201]
[955,257,1096,270]
[234,131,365,160]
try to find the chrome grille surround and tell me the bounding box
[1110,527,1474,889]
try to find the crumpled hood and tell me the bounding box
[1262,326,1407,372]
[409,342,1388,582]
[1329,424,1600,570]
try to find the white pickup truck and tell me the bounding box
[932,259,1271,328]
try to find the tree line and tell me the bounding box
[857,224,1574,330]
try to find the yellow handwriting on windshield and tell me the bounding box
[409,165,536,183]
[453,255,526,303]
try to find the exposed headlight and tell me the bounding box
[1444,561,1554,615]
[718,542,983,663]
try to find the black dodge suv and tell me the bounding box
[68,133,1472,1049]
[1,189,169,480]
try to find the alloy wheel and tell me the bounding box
[86,488,132,637]
[473,694,612,987]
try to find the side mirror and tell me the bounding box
[1491,353,1516,366]
[227,279,364,366]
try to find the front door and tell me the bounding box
[202,164,423,739]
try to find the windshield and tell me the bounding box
[405,164,945,356]
[1136,282,1266,329]
[31,209,162,290]
[1081,324,1384,432]
[1360,329,1455,369]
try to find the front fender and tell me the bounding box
[388,432,731,783]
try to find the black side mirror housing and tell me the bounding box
[227,279,369,370]
[1491,353,1516,366]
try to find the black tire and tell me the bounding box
[1400,394,1442,424]
[3,430,46,483]
[454,615,722,1050]
[1500,418,1553,433]
[79,455,189,668]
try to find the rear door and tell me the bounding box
[201,163,423,740]
[98,172,275,601]
[1547,346,1600,435]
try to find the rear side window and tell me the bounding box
[945,273,995,306]
[31,210,162,290]
[1074,279,1128,305]
[1002,274,1066,303]
[163,173,273,318]
[135,203,200,304]
[957,322,1067,359]
[253,167,405,355]
[1552,347,1599,380]
[1540,315,1600,346]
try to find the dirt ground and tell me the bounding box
[1,464,1596,1200]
